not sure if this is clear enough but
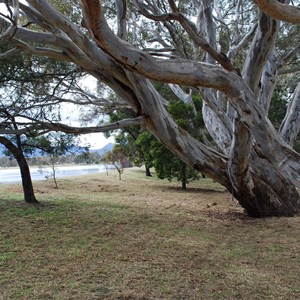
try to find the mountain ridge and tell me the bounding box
[0,142,115,157]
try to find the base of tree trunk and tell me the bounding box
[145,166,152,177]
[24,197,39,204]
[234,176,300,218]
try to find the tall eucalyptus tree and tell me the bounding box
[0,0,300,217]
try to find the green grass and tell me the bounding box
[0,167,299,299]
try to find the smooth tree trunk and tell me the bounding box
[0,137,38,204]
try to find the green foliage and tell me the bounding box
[268,85,300,153]
[268,86,288,130]
[37,0,82,26]
[106,106,147,169]
[75,152,101,164]
[0,45,80,169]
[150,137,199,189]
[26,132,80,157]
[268,85,300,154]
[135,97,202,188]
[135,131,154,169]
[106,84,204,187]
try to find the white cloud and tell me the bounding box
[80,132,115,150]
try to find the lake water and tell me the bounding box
[0,165,110,184]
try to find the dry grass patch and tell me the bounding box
[0,167,299,299]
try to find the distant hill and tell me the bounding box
[91,142,114,156]
[0,142,115,158]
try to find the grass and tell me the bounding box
[0,167,299,299]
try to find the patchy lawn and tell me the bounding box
[0,167,299,299]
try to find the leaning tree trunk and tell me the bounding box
[231,153,300,217]
[0,137,38,204]
[127,76,300,217]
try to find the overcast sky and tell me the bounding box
[61,76,115,149]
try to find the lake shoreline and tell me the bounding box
[0,164,114,184]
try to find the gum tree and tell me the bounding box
[1,0,300,217]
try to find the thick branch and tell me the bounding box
[168,84,196,114]
[79,1,300,166]
[228,11,280,193]
[278,66,300,75]
[258,52,278,112]
[252,0,300,23]
[280,82,300,147]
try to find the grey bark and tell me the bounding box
[280,82,300,147]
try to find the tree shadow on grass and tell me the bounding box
[163,186,227,194]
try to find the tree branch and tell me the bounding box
[278,66,300,75]
[0,0,19,41]
[227,24,257,60]
[279,82,300,147]
[0,47,19,59]
[0,116,146,135]
[134,0,240,74]
[252,0,300,23]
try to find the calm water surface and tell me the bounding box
[0,165,110,184]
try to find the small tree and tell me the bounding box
[152,139,200,190]
[28,132,81,188]
[142,96,203,189]
[103,148,123,180]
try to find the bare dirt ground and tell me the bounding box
[0,167,299,299]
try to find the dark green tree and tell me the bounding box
[139,96,203,189]
[75,151,101,165]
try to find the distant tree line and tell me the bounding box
[0,150,106,168]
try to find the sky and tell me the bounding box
[80,132,115,150]
[60,102,115,150]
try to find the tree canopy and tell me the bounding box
[1,0,300,217]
